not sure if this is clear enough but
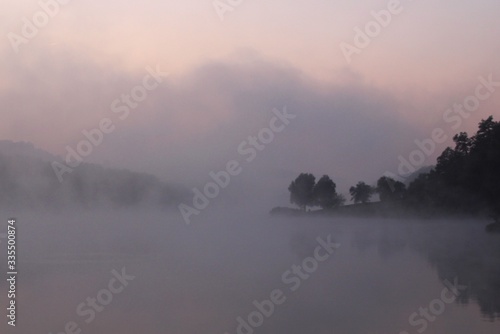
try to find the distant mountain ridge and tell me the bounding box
[0,140,188,210]
[404,165,434,185]
[0,140,58,162]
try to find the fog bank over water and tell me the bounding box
[2,1,500,333]
[1,209,499,334]
[3,51,498,197]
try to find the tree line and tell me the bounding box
[287,116,500,217]
[288,174,406,210]
[0,148,186,210]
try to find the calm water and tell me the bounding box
[2,210,500,334]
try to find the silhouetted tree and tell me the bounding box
[349,181,373,204]
[405,116,500,216]
[313,175,342,209]
[377,176,406,202]
[431,116,500,214]
[288,173,316,211]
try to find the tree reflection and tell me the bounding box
[351,221,500,320]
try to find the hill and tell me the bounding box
[0,140,188,210]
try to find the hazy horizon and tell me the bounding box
[1,1,500,333]
[2,0,500,200]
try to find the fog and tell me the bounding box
[1,209,499,334]
[2,1,500,333]
[2,50,497,200]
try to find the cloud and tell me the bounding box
[78,54,425,206]
[2,47,495,208]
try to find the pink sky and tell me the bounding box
[1,0,499,195]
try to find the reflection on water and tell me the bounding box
[1,211,499,334]
[351,220,500,321]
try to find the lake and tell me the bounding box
[2,210,500,334]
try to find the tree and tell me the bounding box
[428,116,500,214]
[313,175,342,209]
[288,173,316,211]
[349,181,373,204]
[376,176,406,202]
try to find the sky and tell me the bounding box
[1,0,500,204]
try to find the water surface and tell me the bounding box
[2,211,499,334]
